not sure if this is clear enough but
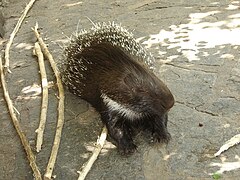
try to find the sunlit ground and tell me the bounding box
[140,4,240,62]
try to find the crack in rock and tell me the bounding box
[176,101,219,116]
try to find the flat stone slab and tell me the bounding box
[0,0,239,179]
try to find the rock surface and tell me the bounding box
[0,0,240,179]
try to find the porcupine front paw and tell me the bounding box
[118,137,137,155]
[151,115,171,144]
[110,125,137,155]
[102,111,137,155]
[152,131,171,144]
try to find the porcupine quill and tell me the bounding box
[60,22,174,154]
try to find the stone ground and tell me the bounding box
[0,0,240,179]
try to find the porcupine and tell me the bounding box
[61,22,174,154]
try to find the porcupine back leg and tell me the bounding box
[100,108,137,154]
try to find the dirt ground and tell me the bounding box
[0,0,240,180]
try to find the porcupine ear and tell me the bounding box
[123,73,140,92]
[123,73,148,103]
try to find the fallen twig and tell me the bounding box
[0,56,42,179]
[211,158,240,174]
[215,134,240,157]
[32,23,65,180]
[78,126,108,180]
[4,0,37,73]
[33,42,49,152]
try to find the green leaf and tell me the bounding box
[212,172,221,179]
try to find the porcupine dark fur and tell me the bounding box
[60,22,174,154]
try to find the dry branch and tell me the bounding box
[78,126,108,180]
[215,134,240,157]
[32,23,65,180]
[0,56,42,179]
[33,42,49,152]
[4,0,37,73]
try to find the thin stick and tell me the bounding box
[33,42,49,152]
[0,56,42,179]
[215,134,240,157]
[78,126,108,180]
[32,23,65,180]
[4,0,37,73]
